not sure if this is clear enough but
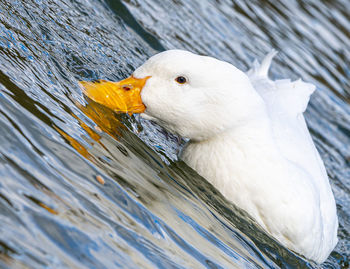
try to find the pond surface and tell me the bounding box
[0,0,349,268]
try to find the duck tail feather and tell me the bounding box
[247,49,278,78]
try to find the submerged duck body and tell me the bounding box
[81,50,338,263]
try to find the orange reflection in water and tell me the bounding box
[55,96,127,160]
[55,126,92,159]
[75,97,125,140]
[38,201,59,215]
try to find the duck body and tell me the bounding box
[81,49,338,263]
[178,52,338,263]
[180,93,336,263]
[181,124,322,256]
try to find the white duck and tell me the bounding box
[81,50,338,263]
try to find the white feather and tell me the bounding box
[248,52,338,260]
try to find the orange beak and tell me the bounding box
[79,76,151,114]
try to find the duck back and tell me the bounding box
[247,51,338,261]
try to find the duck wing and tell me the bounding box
[247,51,337,250]
[247,51,317,174]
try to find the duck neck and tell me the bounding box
[192,118,278,155]
[180,118,283,188]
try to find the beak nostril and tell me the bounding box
[122,84,133,91]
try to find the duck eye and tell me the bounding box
[175,76,187,84]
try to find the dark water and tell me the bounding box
[0,0,349,268]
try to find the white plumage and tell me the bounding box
[133,50,338,263]
[248,51,338,261]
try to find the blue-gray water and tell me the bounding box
[0,0,349,268]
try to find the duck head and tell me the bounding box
[80,50,266,141]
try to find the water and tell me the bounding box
[0,0,349,268]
